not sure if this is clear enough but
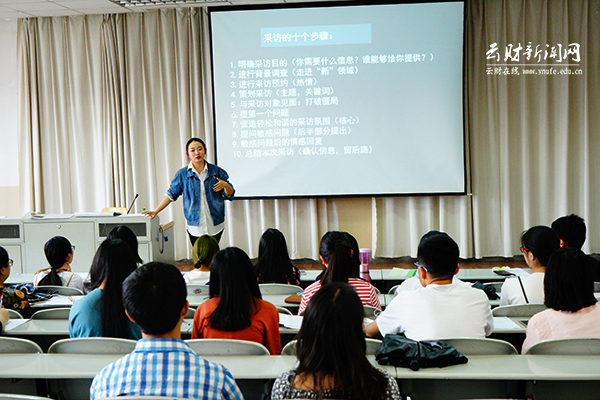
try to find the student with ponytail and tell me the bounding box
[298,231,380,315]
[34,236,84,292]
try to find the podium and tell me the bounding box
[0,214,174,274]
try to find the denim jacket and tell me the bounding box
[166,163,234,226]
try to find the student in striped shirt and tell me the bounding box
[90,262,243,400]
[299,231,381,315]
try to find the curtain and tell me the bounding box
[18,1,600,260]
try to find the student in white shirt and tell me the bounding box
[366,231,493,341]
[34,236,84,292]
[500,226,559,306]
[522,247,600,353]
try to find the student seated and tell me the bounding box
[272,282,401,400]
[90,262,242,400]
[299,231,381,315]
[366,231,493,341]
[255,228,301,286]
[106,225,144,264]
[0,246,30,314]
[500,226,559,306]
[521,247,600,353]
[69,239,141,339]
[551,214,600,281]
[34,236,84,292]
[192,247,281,355]
[184,234,219,285]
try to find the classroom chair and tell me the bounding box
[185,307,196,319]
[387,284,401,296]
[525,337,600,355]
[0,395,57,400]
[185,339,270,356]
[6,310,22,319]
[30,308,70,319]
[0,338,43,396]
[276,306,293,315]
[259,283,303,295]
[441,338,518,355]
[363,305,382,318]
[48,337,137,354]
[491,303,546,318]
[281,338,382,356]
[33,286,84,296]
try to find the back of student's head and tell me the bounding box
[521,226,560,266]
[417,231,459,277]
[106,225,143,263]
[295,282,387,399]
[89,239,137,338]
[319,231,357,285]
[544,247,597,312]
[191,235,220,269]
[123,262,187,335]
[255,228,298,284]
[209,247,261,331]
[343,231,361,275]
[551,214,586,249]
[40,236,73,286]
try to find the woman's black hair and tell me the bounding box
[544,247,597,312]
[106,225,143,263]
[254,228,300,285]
[521,226,560,266]
[208,247,262,331]
[344,232,361,275]
[0,246,8,268]
[185,137,207,153]
[295,282,388,399]
[39,236,72,286]
[87,239,137,338]
[319,231,357,285]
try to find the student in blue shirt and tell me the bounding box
[90,262,242,400]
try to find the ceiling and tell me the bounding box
[0,0,323,20]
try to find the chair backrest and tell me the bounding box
[276,306,293,315]
[363,305,381,318]
[0,337,43,353]
[594,282,600,292]
[441,337,518,355]
[0,395,61,400]
[185,307,196,319]
[492,303,547,317]
[282,338,382,356]
[388,284,401,296]
[525,337,600,355]
[31,308,71,319]
[34,285,84,296]
[48,337,138,354]
[185,339,270,355]
[186,284,209,295]
[101,207,128,214]
[7,309,23,319]
[259,283,303,295]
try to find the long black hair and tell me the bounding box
[39,236,72,286]
[208,247,262,331]
[106,225,143,264]
[87,239,137,338]
[319,231,358,285]
[544,247,597,312]
[255,228,300,285]
[295,282,388,399]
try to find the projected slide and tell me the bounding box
[210,1,465,198]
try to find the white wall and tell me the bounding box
[0,19,20,217]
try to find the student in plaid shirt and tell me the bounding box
[90,262,243,400]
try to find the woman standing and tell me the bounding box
[143,138,234,244]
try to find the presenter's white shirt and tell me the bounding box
[183,269,210,285]
[499,272,544,306]
[377,282,494,341]
[395,276,470,295]
[186,162,224,237]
